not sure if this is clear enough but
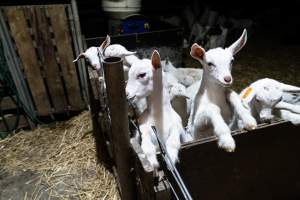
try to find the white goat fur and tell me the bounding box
[186,80,201,115]
[188,29,257,152]
[126,51,189,168]
[162,59,203,87]
[73,35,136,71]
[73,35,188,100]
[239,78,300,126]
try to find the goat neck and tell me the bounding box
[198,71,227,102]
[147,67,164,135]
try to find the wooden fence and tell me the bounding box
[0,4,87,118]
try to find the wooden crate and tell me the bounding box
[1,5,86,117]
[178,121,300,200]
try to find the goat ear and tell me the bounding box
[151,50,161,70]
[278,82,300,93]
[100,35,111,50]
[190,43,205,60]
[227,29,247,55]
[122,49,136,56]
[241,86,255,103]
[73,53,86,62]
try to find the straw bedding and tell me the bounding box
[0,111,120,200]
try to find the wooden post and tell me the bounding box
[87,67,112,169]
[103,57,136,200]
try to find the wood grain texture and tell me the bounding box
[24,7,68,113]
[179,122,300,200]
[4,7,51,116]
[87,68,112,169]
[47,5,84,111]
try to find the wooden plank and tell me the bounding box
[89,70,100,100]
[0,114,29,131]
[47,5,84,111]
[4,7,51,116]
[179,122,300,200]
[23,7,68,114]
[1,96,17,110]
[87,67,112,169]
[131,138,156,200]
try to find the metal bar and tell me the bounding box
[0,9,36,127]
[151,126,193,200]
[85,27,183,41]
[103,57,136,200]
[70,0,89,106]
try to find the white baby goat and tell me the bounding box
[73,35,136,70]
[126,50,189,168]
[188,29,257,152]
[239,78,300,126]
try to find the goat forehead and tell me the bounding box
[206,48,232,64]
[84,47,99,63]
[85,47,98,56]
[129,60,152,76]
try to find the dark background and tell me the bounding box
[1,0,300,44]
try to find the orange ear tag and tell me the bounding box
[242,87,253,99]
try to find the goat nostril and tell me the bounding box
[224,76,232,83]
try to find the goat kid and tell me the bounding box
[240,78,300,126]
[188,29,257,152]
[126,50,190,168]
[73,35,136,71]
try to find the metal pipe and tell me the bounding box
[103,57,136,200]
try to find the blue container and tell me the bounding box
[121,15,150,34]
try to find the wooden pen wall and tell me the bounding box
[1,5,86,117]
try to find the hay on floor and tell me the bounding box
[0,111,120,200]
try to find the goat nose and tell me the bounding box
[224,76,232,83]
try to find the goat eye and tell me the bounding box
[137,73,146,79]
[207,62,214,67]
[85,58,90,64]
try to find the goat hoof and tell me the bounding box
[218,135,236,152]
[243,116,257,131]
[147,156,159,169]
[244,123,257,131]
